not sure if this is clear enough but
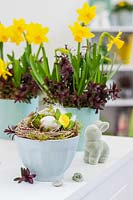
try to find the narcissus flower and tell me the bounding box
[118,1,126,7]
[77,2,96,25]
[13,18,26,33]
[0,24,10,42]
[8,25,24,45]
[0,58,12,80]
[69,22,95,42]
[107,32,124,51]
[59,114,70,128]
[25,23,49,44]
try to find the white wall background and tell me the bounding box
[0,0,85,62]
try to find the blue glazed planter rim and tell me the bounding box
[15,135,79,143]
[64,107,97,113]
[64,107,95,110]
[0,97,37,103]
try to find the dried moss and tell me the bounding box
[28,133,49,141]
[28,114,45,129]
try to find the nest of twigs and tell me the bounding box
[14,117,79,141]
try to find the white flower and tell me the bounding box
[40,116,60,130]
[53,104,66,114]
[71,115,76,121]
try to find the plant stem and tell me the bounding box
[0,42,4,60]
[35,44,42,60]
[98,32,112,53]
[41,44,46,58]
[54,50,60,82]
[77,42,81,62]
[86,39,90,49]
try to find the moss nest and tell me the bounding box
[14,111,79,141]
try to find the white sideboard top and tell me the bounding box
[0,136,133,200]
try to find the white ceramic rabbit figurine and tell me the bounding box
[84,120,110,165]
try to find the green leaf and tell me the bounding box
[93,43,97,59]
[69,52,79,89]
[12,60,22,88]
[67,121,75,129]
[66,112,72,119]
[55,109,61,120]
[7,54,14,61]
[41,46,50,78]
[52,63,61,81]
[24,44,32,65]
[78,60,87,95]
[30,55,45,85]
[21,53,29,74]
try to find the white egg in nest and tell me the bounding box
[40,116,60,130]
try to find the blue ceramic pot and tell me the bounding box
[65,108,99,151]
[0,98,38,139]
[110,11,133,26]
[15,135,79,182]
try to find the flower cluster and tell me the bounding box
[0,19,49,46]
[0,19,49,102]
[112,1,133,12]
[29,2,124,112]
[69,3,96,42]
[1,3,124,109]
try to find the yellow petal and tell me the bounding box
[77,2,96,25]
[114,38,124,49]
[59,114,70,128]
[116,31,122,39]
[107,40,113,51]
[84,31,95,39]
[0,58,12,80]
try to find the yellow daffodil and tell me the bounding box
[13,18,26,33]
[8,25,24,45]
[0,58,12,80]
[107,32,124,51]
[59,114,70,129]
[77,2,96,25]
[0,24,10,42]
[25,23,49,44]
[69,22,95,42]
[118,1,126,7]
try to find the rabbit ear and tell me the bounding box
[99,122,109,132]
[95,120,109,132]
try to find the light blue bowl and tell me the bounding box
[15,135,79,182]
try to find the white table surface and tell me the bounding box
[0,136,133,200]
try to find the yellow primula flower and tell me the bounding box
[77,2,96,25]
[69,22,95,42]
[107,32,124,51]
[59,114,70,129]
[25,23,49,44]
[13,18,26,33]
[0,58,12,80]
[8,25,24,45]
[0,24,10,42]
